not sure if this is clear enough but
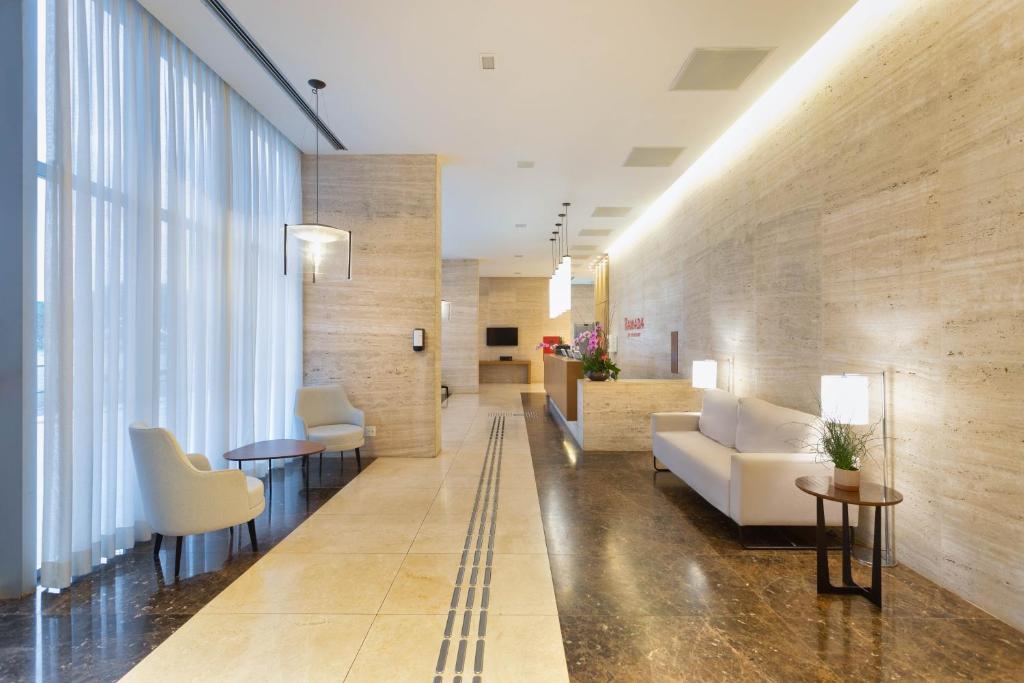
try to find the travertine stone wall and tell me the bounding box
[478,277,571,383]
[571,284,595,333]
[303,154,440,458]
[609,0,1024,629]
[578,379,702,451]
[441,259,480,393]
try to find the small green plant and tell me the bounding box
[810,416,877,471]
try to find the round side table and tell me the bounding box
[795,475,903,607]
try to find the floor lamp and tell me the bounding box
[821,371,896,567]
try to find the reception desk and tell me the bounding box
[543,355,583,421]
[542,359,702,451]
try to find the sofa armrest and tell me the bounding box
[729,452,854,527]
[651,412,700,434]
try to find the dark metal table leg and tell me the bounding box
[870,506,883,606]
[815,497,831,593]
[304,455,309,499]
[841,503,854,586]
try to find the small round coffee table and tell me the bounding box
[795,475,903,607]
[224,439,326,500]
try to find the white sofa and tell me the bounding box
[652,389,853,530]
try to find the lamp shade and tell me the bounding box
[821,374,869,425]
[692,360,718,389]
[289,223,348,244]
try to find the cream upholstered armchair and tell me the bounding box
[129,423,265,577]
[295,384,366,471]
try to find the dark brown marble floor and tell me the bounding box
[521,392,1024,683]
[0,453,371,682]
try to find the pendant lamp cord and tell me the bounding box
[313,86,320,224]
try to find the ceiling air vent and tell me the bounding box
[578,229,614,237]
[670,47,773,91]
[516,160,534,168]
[590,207,631,218]
[481,54,496,70]
[623,146,685,167]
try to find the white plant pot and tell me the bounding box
[833,467,860,491]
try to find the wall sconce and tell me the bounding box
[692,360,718,389]
[441,300,452,321]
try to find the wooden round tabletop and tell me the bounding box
[223,439,325,462]
[795,475,903,507]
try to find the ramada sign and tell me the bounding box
[624,316,645,338]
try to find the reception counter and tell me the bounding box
[543,354,583,421]
[542,358,702,451]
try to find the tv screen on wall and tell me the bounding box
[486,327,519,346]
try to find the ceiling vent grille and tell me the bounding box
[590,207,631,218]
[481,54,496,70]
[670,47,773,91]
[578,228,614,237]
[623,146,685,167]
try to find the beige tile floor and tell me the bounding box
[123,384,570,682]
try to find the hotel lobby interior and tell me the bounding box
[2,0,1023,680]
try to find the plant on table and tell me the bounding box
[573,323,620,381]
[808,415,877,491]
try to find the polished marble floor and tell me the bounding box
[0,451,371,681]
[4,385,1024,682]
[521,392,1024,682]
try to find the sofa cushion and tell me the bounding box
[652,431,733,516]
[698,389,739,448]
[735,398,817,454]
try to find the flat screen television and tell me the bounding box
[486,327,519,346]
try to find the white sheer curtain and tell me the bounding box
[39,0,301,589]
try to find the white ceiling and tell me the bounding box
[140,0,855,278]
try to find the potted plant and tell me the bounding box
[810,416,876,491]
[573,323,620,381]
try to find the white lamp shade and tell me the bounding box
[289,223,348,244]
[692,360,718,389]
[821,374,870,425]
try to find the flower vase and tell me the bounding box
[585,370,609,382]
[833,467,860,491]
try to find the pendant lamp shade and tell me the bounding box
[284,78,352,282]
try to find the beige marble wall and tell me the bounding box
[609,0,1024,629]
[571,284,595,333]
[303,154,440,458]
[578,379,702,451]
[478,278,571,383]
[441,259,479,393]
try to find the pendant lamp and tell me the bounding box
[284,78,352,282]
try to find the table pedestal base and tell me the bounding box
[815,498,883,607]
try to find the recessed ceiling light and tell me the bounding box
[481,54,496,70]
[516,160,534,168]
[591,207,631,218]
[670,47,773,91]
[623,146,685,167]
[579,228,614,237]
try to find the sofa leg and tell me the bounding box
[153,533,163,559]
[247,519,259,552]
[174,536,183,578]
[355,447,362,471]
[652,455,669,473]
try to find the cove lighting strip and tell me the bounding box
[608,0,912,258]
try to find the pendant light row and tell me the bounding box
[548,202,572,319]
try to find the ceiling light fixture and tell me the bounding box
[548,202,572,319]
[284,79,352,282]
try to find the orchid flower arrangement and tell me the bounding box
[573,323,620,379]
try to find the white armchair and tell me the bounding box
[129,422,265,577]
[295,384,366,471]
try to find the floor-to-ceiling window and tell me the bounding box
[35,0,303,589]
